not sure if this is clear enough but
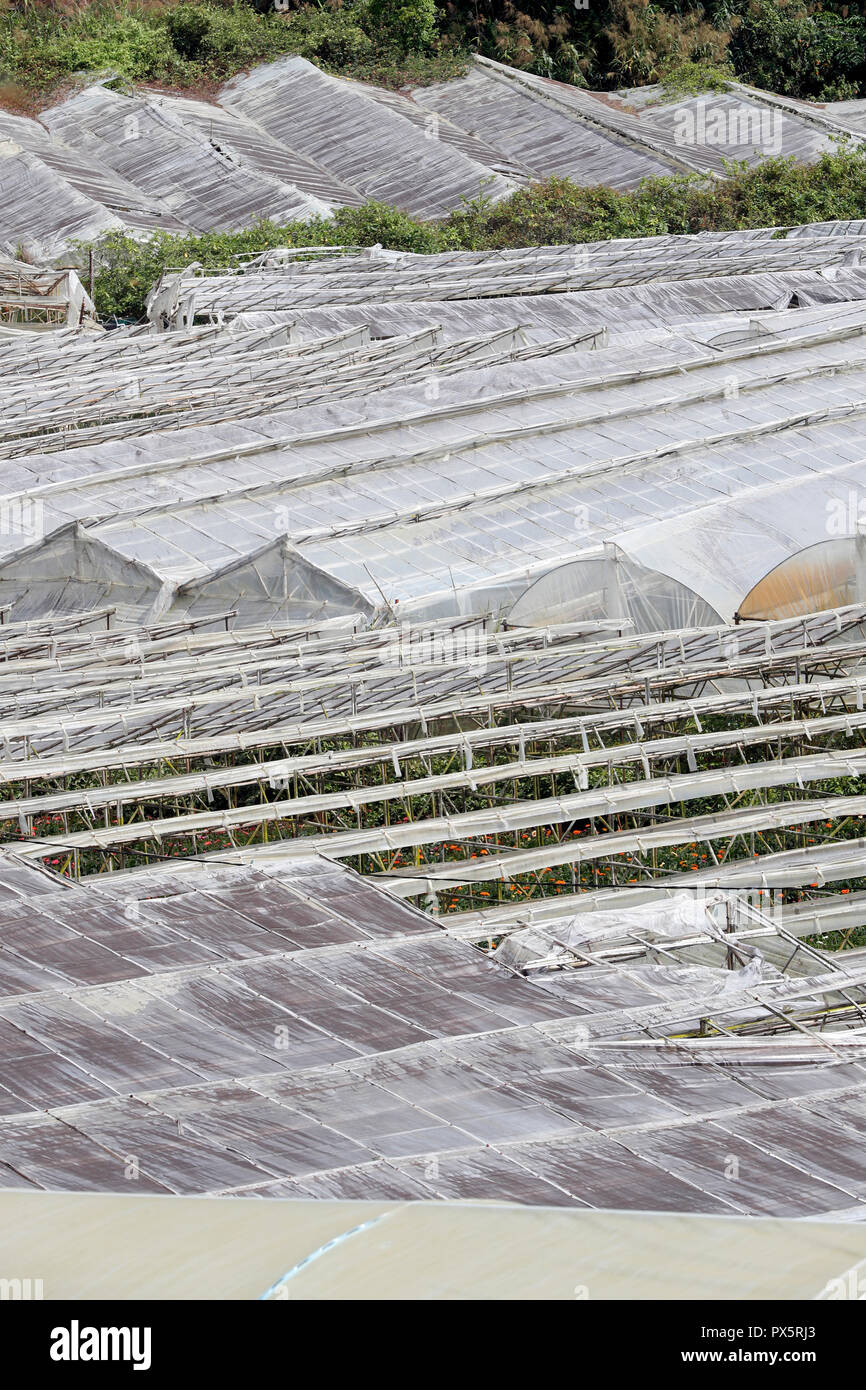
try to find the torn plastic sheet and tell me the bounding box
[610,955,777,1001]
[495,891,725,971]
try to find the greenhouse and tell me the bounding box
[5,50,866,258]
[2,104,866,1302]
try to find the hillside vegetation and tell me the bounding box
[1,1,865,106]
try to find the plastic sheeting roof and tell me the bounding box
[0,601,856,759]
[443,61,846,176]
[0,850,865,1217]
[2,54,864,256]
[11,226,866,625]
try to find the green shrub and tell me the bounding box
[165,6,213,62]
[659,57,733,98]
[329,201,450,252]
[283,8,374,67]
[0,10,183,89]
[727,0,866,103]
[366,0,437,54]
[452,147,866,247]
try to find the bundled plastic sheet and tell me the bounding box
[496,891,727,970]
